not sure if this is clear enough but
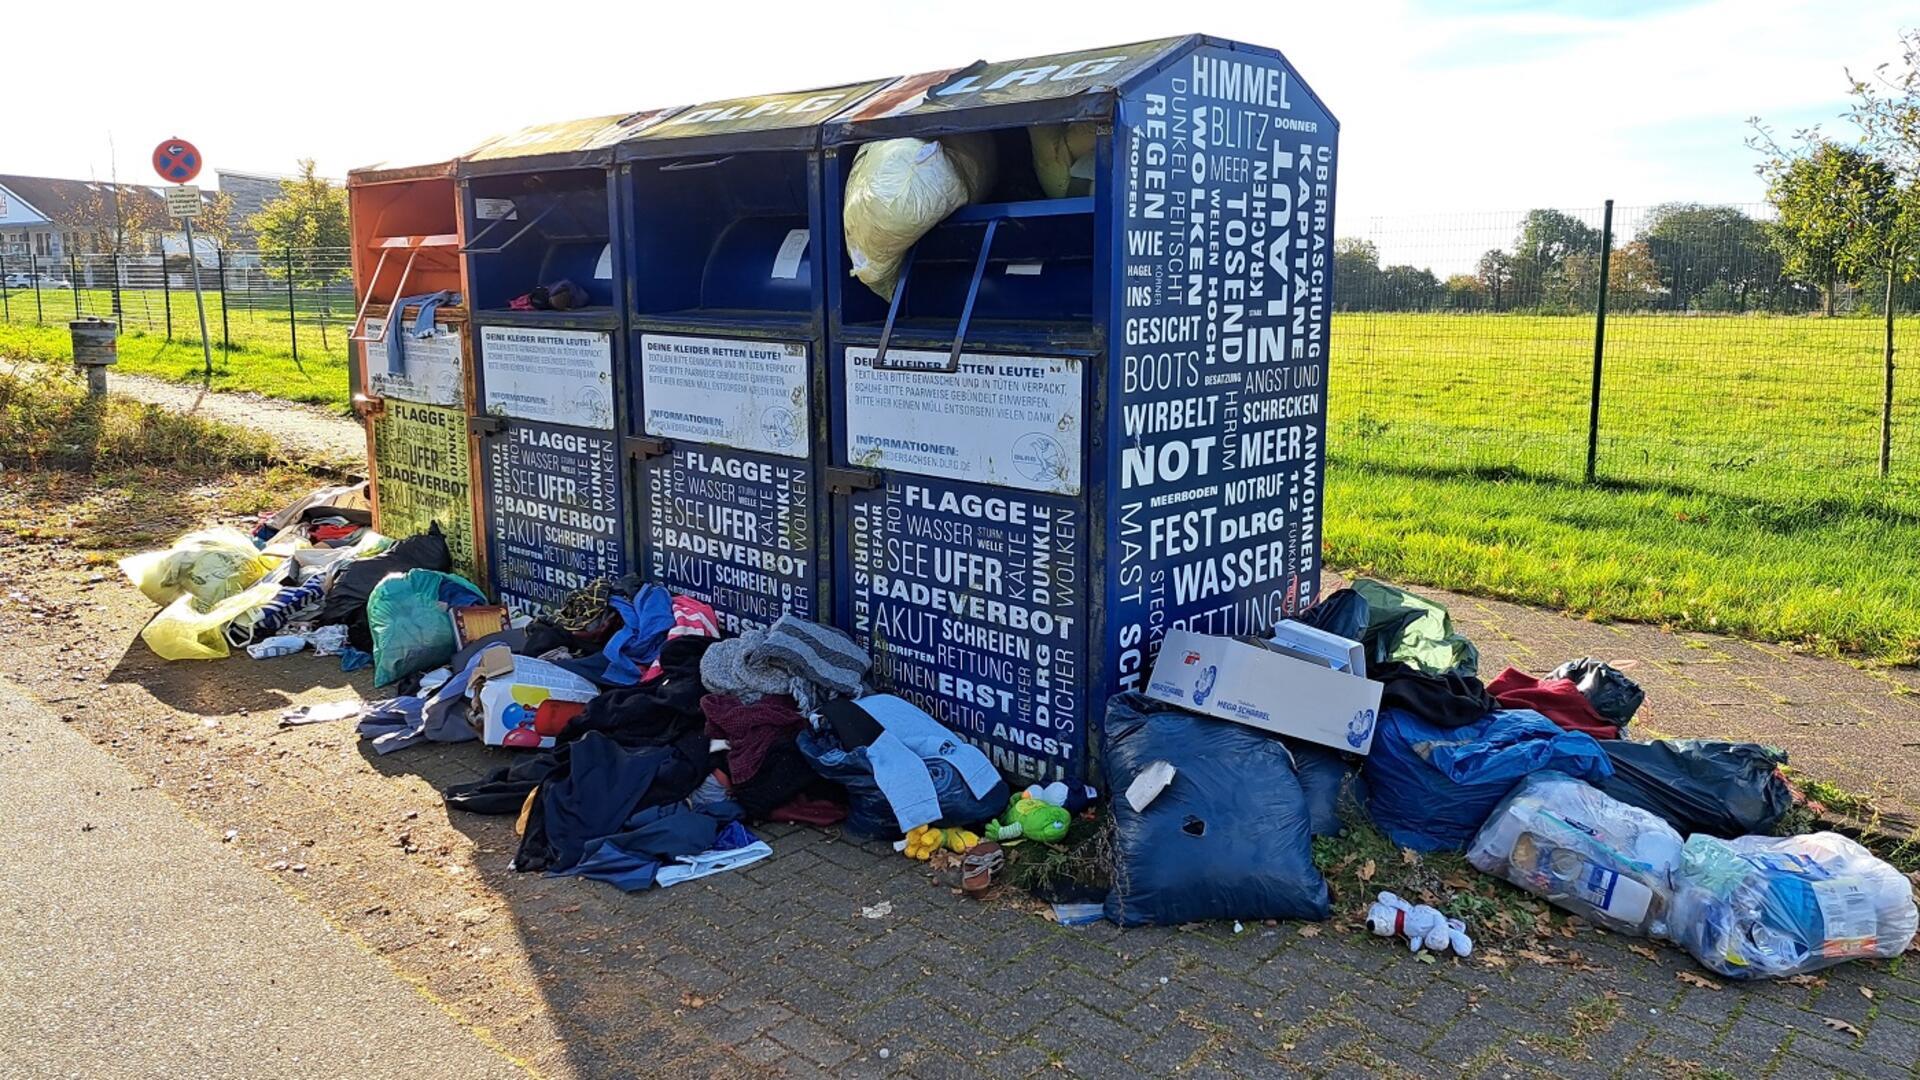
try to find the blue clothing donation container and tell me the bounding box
[456,115,664,614]
[614,79,891,634]
[821,36,1339,786]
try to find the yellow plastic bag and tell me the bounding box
[1028,123,1098,199]
[843,133,997,300]
[120,528,276,607]
[140,575,285,661]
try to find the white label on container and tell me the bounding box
[480,326,614,427]
[365,317,463,407]
[844,346,1081,494]
[771,228,809,280]
[475,197,517,221]
[637,334,802,455]
[1004,262,1043,276]
[641,334,808,457]
[1812,877,1881,957]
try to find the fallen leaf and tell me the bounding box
[680,991,707,1009]
[552,904,581,915]
[1517,949,1560,966]
[1628,944,1661,962]
[1401,848,1419,866]
[1782,974,1827,988]
[1357,859,1376,883]
[1297,924,1322,938]
[1860,986,1875,1000]
[1676,971,1723,991]
[1821,1017,1862,1038]
[1477,950,1509,969]
[1416,952,1437,965]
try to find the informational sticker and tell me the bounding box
[640,334,809,458]
[370,401,478,583]
[770,228,809,280]
[843,476,1086,785]
[474,197,517,221]
[844,346,1081,494]
[484,421,625,615]
[480,326,614,428]
[642,446,815,634]
[365,316,462,406]
[1811,877,1882,957]
[1105,45,1338,699]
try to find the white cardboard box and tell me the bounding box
[1145,628,1384,755]
[1267,619,1367,676]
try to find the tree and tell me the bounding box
[1333,237,1382,311]
[249,160,350,348]
[1476,249,1516,311]
[1755,141,1877,315]
[1639,203,1778,312]
[1753,29,1920,475]
[1509,209,1601,311]
[1377,265,1442,311]
[1605,240,1664,311]
[1442,273,1488,311]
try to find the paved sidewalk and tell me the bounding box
[0,678,525,1080]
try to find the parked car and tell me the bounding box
[2,271,69,289]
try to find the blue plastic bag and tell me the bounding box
[1363,707,1612,852]
[1102,693,1331,927]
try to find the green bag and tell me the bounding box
[366,568,484,687]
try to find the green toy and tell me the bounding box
[984,794,1071,845]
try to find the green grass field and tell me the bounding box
[0,285,351,406]
[8,300,1920,664]
[1328,311,1920,664]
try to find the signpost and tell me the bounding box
[152,138,213,375]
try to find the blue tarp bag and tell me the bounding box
[1363,707,1612,851]
[1102,693,1331,927]
[1288,740,1362,838]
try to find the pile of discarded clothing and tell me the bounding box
[344,565,1038,895]
[1108,577,1917,979]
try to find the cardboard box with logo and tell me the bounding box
[1145,625,1384,754]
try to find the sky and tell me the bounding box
[6,0,1909,269]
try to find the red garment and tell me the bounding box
[1487,667,1620,739]
[701,693,804,784]
[533,699,587,738]
[768,796,847,827]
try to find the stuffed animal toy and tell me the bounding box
[984,795,1071,844]
[1367,891,1473,956]
[896,825,981,860]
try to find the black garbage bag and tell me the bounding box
[1599,739,1791,838]
[1293,587,1369,643]
[1103,693,1330,927]
[313,524,453,647]
[1548,657,1645,725]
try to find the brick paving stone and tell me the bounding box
[1782,1031,1911,1079]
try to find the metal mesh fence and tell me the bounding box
[0,246,355,366]
[1332,202,1920,504]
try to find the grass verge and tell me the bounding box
[1,307,351,408]
[1327,461,1920,666]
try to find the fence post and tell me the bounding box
[163,252,174,339]
[1883,267,1896,478]
[33,258,43,324]
[1,247,9,322]
[68,252,81,316]
[286,245,299,364]
[217,245,230,352]
[111,252,123,319]
[1585,199,1614,485]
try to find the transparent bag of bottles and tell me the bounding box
[1467,770,1686,936]
[1667,832,1918,980]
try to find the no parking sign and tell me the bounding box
[151,138,202,184]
